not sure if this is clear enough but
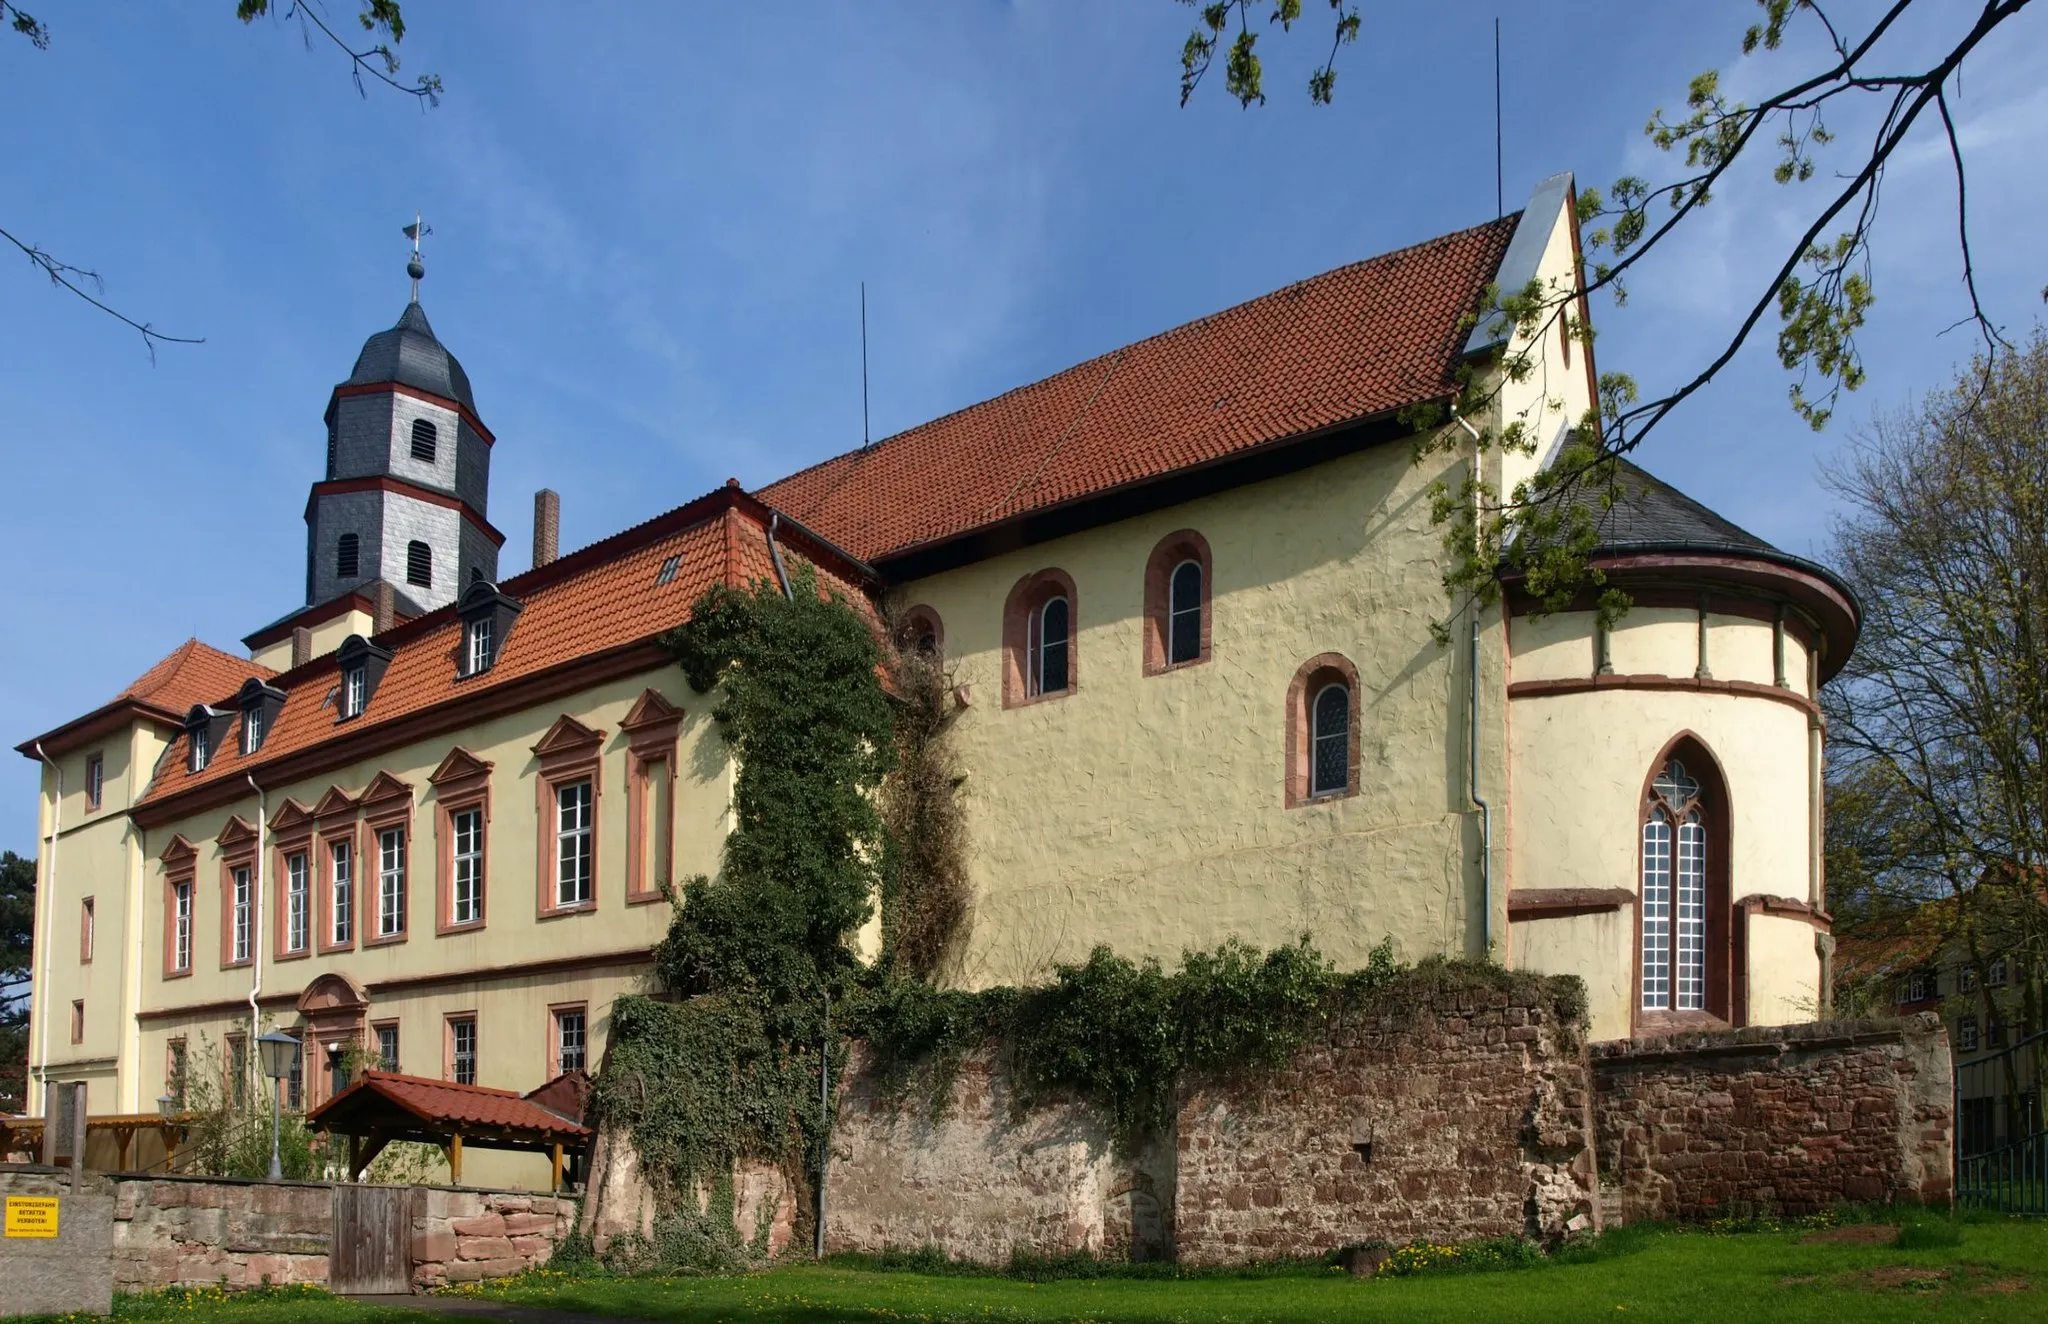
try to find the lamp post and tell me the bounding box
[256,1031,299,1180]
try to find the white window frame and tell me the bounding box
[1959,1015,1980,1053]
[377,827,407,938]
[331,839,354,946]
[450,1017,477,1086]
[451,807,484,925]
[172,881,193,972]
[341,666,366,719]
[241,705,265,755]
[556,1008,586,1075]
[1028,595,1070,697]
[231,865,252,964]
[285,851,309,953]
[465,617,494,676]
[555,781,593,907]
[191,726,211,772]
[1167,559,1203,665]
[376,1023,401,1073]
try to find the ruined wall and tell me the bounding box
[1173,982,1596,1264]
[824,1046,1175,1263]
[409,1187,579,1290]
[1591,1015,1953,1222]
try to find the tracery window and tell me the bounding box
[1641,756,1712,1014]
[1310,683,1350,798]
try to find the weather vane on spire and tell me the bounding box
[402,211,431,302]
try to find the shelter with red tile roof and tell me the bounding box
[17,175,1859,1188]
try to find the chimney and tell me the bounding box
[373,581,396,635]
[290,627,313,669]
[533,489,561,569]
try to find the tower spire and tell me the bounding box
[402,211,431,303]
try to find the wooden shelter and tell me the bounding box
[305,1069,591,1190]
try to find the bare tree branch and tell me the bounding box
[2,226,205,363]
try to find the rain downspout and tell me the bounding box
[31,742,60,1110]
[246,775,268,1061]
[1451,405,1494,957]
[766,512,794,601]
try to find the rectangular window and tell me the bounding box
[376,1023,400,1073]
[449,1017,477,1086]
[231,865,252,964]
[242,705,265,755]
[1960,966,1979,993]
[1989,957,2008,987]
[639,757,672,898]
[1640,816,1672,1012]
[555,781,593,907]
[465,618,494,675]
[331,839,355,946]
[86,753,104,810]
[70,1000,84,1045]
[285,1034,304,1111]
[227,1034,249,1110]
[342,666,366,719]
[167,1039,189,1110]
[285,852,310,953]
[80,897,94,964]
[1959,1015,1980,1053]
[172,881,193,972]
[377,828,407,937]
[555,1007,586,1075]
[192,726,211,772]
[451,807,484,925]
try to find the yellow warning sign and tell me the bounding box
[4,1195,59,1238]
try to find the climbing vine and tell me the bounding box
[877,644,970,979]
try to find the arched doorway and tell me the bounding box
[297,973,370,1106]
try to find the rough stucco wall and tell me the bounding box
[1494,192,1597,506]
[1591,1016,1952,1221]
[1746,914,1824,1026]
[891,440,1492,988]
[1173,983,1595,1264]
[824,1045,1174,1263]
[1511,911,1632,1039]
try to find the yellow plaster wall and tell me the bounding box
[1494,189,1596,506]
[890,439,1498,987]
[1510,909,1633,1041]
[249,607,376,672]
[1507,611,1594,684]
[1746,914,1823,1026]
[1605,608,1696,677]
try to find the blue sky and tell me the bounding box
[5,1,2046,850]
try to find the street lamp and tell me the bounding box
[256,1031,299,1180]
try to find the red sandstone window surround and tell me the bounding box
[79,896,93,965]
[270,798,315,962]
[1635,736,1733,1029]
[160,836,197,979]
[1002,568,1079,707]
[312,786,362,955]
[85,752,104,812]
[445,1012,479,1086]
[1284,654,1361,807]
[1142,530,1213,674]
[895,605,945,660]
[429,747,495,935]
[621,691,683,906]
[217,817,258,970]
[361,772,416,947]
[549,1002,589,1078]
[534,715,605,918]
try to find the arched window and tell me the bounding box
[1031,596,1070,697]
[410,418,438,464]
[1638,742,1731,1022]
[406,540,433,589]
[896,606,944,660]
[1143,530,1212,674]
[1285,653,1360,806]
[336,533,360,580]
[1310,682,1349,797]
[1002,569,1077,706]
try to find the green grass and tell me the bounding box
[29,1219,2047,1324]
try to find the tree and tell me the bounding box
[1821,328,2048,1043]
[3,2,437,358]
[0,850,32,1115]
[1175,0,2037,617]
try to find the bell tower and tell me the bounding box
[305,221,501,618]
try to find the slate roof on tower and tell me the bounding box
[342,301,478,415]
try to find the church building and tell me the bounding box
[16,174,1855,1186]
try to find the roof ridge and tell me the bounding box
[765,214,1523,513]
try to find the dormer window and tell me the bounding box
[466,617,495,676]
[183,705,233,774]
[335,635,394,723]
[410,418,438,463]
[457,579,524,680]
[192,726,212,772]
[235,678,287,756]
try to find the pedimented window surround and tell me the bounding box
[620,690,683,906]
[160,835,197,980]
[533,714,605,919]
[270,798,316,962]
[216,816,258,970]
[430,747,494,935]
[312,785,362,955]
[360,772,416,947]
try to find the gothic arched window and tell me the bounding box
[406,540,433,589]
[336,533,360,580]
[1639,745,1731,1021]
[410,418,438,464]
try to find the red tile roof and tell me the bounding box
[16,639,271,757]
[307,1069,590,1140]
[761,216,1518,562]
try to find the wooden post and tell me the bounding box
[550,1142,563,1193]
[449,1133,463,1185]
[116,1125,133,1171]
[349,1133,364,1182]
[159,1124,178,1173]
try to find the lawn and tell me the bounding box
[40,1217,2048,1324]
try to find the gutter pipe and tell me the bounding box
[1451,405,1494,958]
[246,775,267,1075]
[766,513,795,601]
[31,742,60,1113]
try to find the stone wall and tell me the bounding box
[1591,1015,1953,1222]
[0,1170,577,1293]
[1174,981,1596,1264]
[823,1046,1175,1263]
